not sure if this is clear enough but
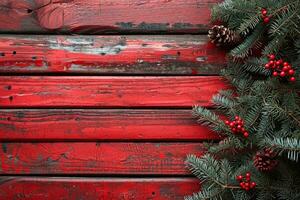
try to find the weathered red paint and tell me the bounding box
[0,35,225,74]
[0,143,205,175]
[0,177,200,200]
[0,76,227,108]
[0,0,223,195]
[0,0,221,33]
[0,109,219,141]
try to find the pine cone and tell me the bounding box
[254,148,278,172]
[208,25,240,47]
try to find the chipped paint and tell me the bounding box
[0,177,200,199]
[0,0,215,33]
[0,109,219,141]
[0,35,225,74]
[1,143,7,153]
[0,143,205,174]
[48,38,127,55]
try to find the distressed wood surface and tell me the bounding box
[0,109,219,141]
[0,177,199,200]
[0,35,225,74]
[0,0,220,34]
[0,143,205,175]
[0,76,227,108]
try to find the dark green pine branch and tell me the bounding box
[186,0,300,199]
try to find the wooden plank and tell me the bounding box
[0,143,205,175]
[0,76,226,108]
[0,0,220,34]
[0,177,200,200]
[0,109,219,141]
[0,35,225,74]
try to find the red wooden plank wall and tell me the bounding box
[0,0,221,34]
[0,0,225,199]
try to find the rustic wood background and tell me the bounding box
[0,0,225,199]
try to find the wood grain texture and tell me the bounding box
[0,177,200,200]
[0,76,227,108]
[0,109,219,141]
[0,0,220,34]
[0,143,205,175]
[0,35,225,74]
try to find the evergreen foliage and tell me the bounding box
[186,0,300,199]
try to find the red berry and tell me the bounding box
[278,59,283,64]
[282,66,289,72]
[280,71,286,77]
[246,172,251,177]
[251,182,256,188]
[269,60,274,65]
[290,77,296,82]
[276,61,281,66]
[225,120,230,125]
[263,17,270,23]
[236,175,243,181]
[269,54,275,60]
[283,62,289,67]
[273,71,278,76]
[246,176,251,181]
[237,125,242,129]
[235,116,240,120]
[232,128,237,133]
[229,122,234,127]
[265,63,270,69]
[288,69,295,75]
[240,182,245,187]
[243,132,249,137]
[261,9,267,16]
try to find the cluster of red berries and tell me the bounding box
[236,172,256,191]
[265,54,296,82]
[261,8,271,24]
[225,116,249,138]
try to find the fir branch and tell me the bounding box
[186,154,223,185]
[186,154,240,190]
[187,0,300,199]
[262,35,286,56]
[263,137,300,162]
[212,93,236,112]
[269,0,300,37]
[193,106,231,135]
[238,13,261,36]
[264,102,300,127]
[241,58,271,76]
[184,187,224,200]
[230,24,266,58]
[208,137,244,154]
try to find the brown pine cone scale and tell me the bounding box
[208,25,240,47]
[254,148,278,172]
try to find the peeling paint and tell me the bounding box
[0,0,214,33]
[196,57,207,62]
[48,38,127,55]
[1,143,7,153]
[15,111,25,119]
